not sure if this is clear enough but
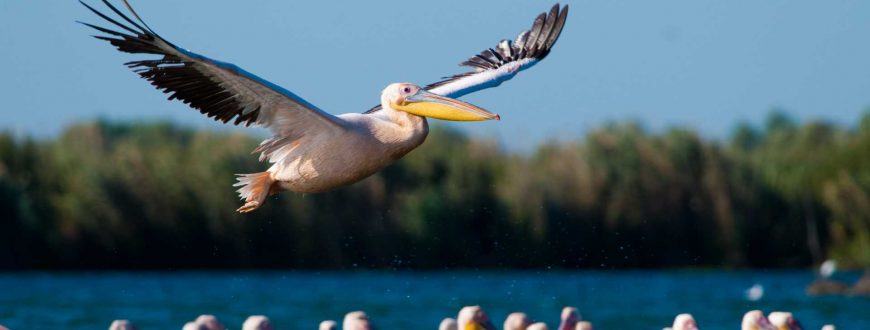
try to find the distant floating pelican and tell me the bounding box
[440,318,458,330]
[79,0,569,212]
[108,320,137,330]
[558,307,580,330]
[742,310,776,330]
[457,306,497,330]
[768,312,803,330]
[343,311,372,330]
[319,320,338,330]
[527,322,550,330]
[242,316,274,330]
[503,312,531,330]
[182,322,204,330]
[819,260,837,279]
[188,315,226,330]
[670,314,698,330]
[746,283,764,301]
[575,321,593,330]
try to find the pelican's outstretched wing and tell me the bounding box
[426,3,569,98]
[365,3,568,114]
[79,0,346,148]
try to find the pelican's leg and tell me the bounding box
[237,201,261,213]
[233,172,276,213]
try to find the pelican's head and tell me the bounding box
[440,318,459,330]
[242,316,274,330]
[457,306,498,330]
[343,311,372,330]
[109,320,137,330]
[558,307,580,330]
[768,312,803,330]
[194,315,225,330]
[672,314,698,330]
[742,310,776,330]
[383,83,500,121]
[504,312,531,330]
[319,320,338,330]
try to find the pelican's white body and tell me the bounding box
[268,109,427,193]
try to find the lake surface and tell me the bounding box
[0,270,867,330]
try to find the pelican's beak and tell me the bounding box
[396,89,500,121]
[480,319,497,330]
[463,320,498,330]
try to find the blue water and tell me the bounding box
[0,271,867,330]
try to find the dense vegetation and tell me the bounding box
[2,112,869,270]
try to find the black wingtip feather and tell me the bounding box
[99,0,149,35]
[79,0,141,36]
[80,0,262,126]
[78,20,135,39]
[526,13,547,55]
[544,5,569,51]
[120,0,158,35]
[415,3,569,96]
[535,5,560,53]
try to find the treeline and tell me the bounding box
[1,112,869,270]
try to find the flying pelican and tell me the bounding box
[79,0,568,212]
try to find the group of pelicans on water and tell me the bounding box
[0,305,836,330]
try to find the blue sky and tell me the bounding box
[2,0,869,150]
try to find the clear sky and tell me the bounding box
[2,0,869,150]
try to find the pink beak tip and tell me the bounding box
[495,114,501,121]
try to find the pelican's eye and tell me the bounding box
[402,86,412,94]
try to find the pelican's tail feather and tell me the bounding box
[233,172,276,213]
